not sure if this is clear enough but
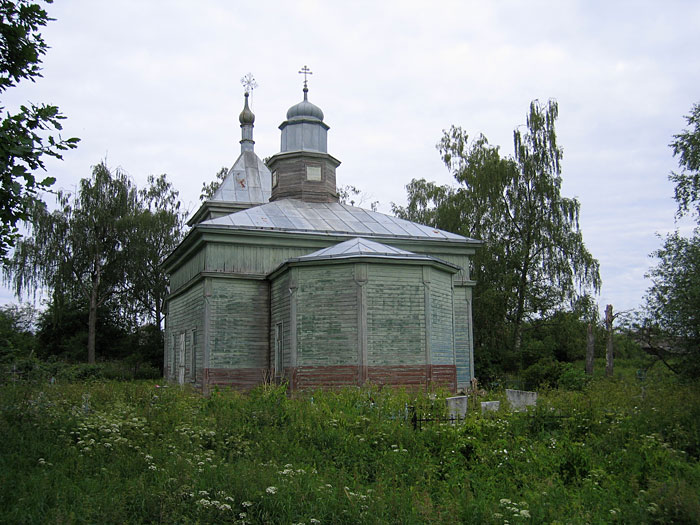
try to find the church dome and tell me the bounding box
[286,87,324,121]
[239,92,255,125]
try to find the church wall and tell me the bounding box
[170,250,206,293]
[165,281,205,388]
[206,243,313,276]
[296,265,358,366]
[430,269,455,366]
[270,273,291,378]
[290,264,360,389]
[366,265,426,367]
[454,285,474,388]
[205,278,269,391]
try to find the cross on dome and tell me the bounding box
[298,65,312,90]
[240,73,258,95]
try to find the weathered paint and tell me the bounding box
[208,278,269,370]
[296,265,359,366]
[165,281,205,389]
[166,231,476,392]
[454,284,474,388]
[366,265,425,366]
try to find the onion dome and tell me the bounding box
[239,92,255,125]
[286,86,324,121]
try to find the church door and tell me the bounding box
[178,332,185,385]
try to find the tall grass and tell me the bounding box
[1,363,698,523]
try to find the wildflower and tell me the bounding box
[266,486,277,495]
[148,465,157,470]
[239,512,247,518]
[242,501,253,508]
[500,499,512,505]
[519,509,530,518]
[310,520,321,524]
[38,458,46,465]
[199,490,209,496]
[219,503,232,511]
[197,499,211,507]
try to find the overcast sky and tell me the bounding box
[3,0,700,315]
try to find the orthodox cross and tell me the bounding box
[240,73,258,95]
[298,65,312,89]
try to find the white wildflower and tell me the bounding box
[266,486,277,495]
[242,501,253,508]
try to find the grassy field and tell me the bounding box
[1,360,699,524]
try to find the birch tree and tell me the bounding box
[394,100,601,367]
[4,162,137,363]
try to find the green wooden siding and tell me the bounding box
[454,285,473,386]
[270,273,291,371]
[206,244,314,276]
[430,270,455,365]
[170,250,206,292]
[296,265,358,366]
[366,265,425,366]
[208,278,269,368]
[166,282,204,387]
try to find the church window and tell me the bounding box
[306,166,322,181]
[272,171,278,188]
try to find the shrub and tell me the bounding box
[522,358,561,390]
[558,363,590,391]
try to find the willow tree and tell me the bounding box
[4,162,137,363]
[394,100,601,367]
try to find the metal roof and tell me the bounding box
[200,199,474,243]
[210,151,271,204]
[271,237,461,275]
[299,237,416,259]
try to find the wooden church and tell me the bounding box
[163,77,479,393]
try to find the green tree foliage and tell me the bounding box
[199,166,227,201]
[0,0,78,261]
[4,162,138,364]
[640,102,700,378]
[0,302,36,361]
[670,103,700,220]
[643,232,700,376]
[394,100,601,379]
[125,174,185,330]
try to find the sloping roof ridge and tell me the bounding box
[198,198,476,243]
[302,237,416,259]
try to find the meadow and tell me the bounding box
[1,360,699,524]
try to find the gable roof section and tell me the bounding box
[268,237,461,279]
[300,237,415,259]
[198,198,476,243]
